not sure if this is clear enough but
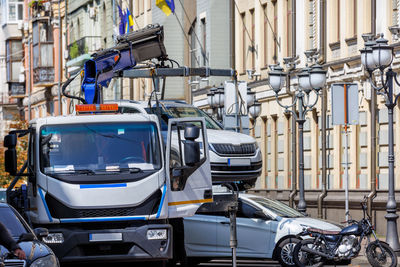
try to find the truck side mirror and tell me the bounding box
[184,126,201,166]
[4,134,17,175]
[4,133,17,148]
[184,141,200,166]
[184,126,200,141]
[5,149,17,175]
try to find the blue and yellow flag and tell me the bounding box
[117,5,126,35]
[156,0,175,16]
[125,7,134,33]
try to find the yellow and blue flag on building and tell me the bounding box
[156,0,175,16]
[126,7,134,33]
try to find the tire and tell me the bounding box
[275,237,301,267]
[180,256,199,267]
[366,241,397,267]
[293,239,325,267]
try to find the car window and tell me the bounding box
[237,201,258,218]
[0,191,6,202]
[249,196,304,218]
[119,107,141,114]
[195,202,226,216]
[0,207,27,238]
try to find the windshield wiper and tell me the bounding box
[118,167,142,173]
[95,167,142,173]
[49,169,96,175]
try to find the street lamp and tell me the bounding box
[360,33,400,253]
[206,85,261,124]
[269,62,326,214]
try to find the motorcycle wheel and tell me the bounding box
[293,239,325,267]
[366,241,397,267]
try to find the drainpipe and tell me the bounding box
[288,0,297,208]
[230,0,235,69]
[58,0,62,115]
[64,0,68,79]
[317,0,327,219]
[367,0,377,222]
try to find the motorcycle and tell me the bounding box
[293,196,397,267]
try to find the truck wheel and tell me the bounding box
[155,260,167,267]
[276,237,300,267]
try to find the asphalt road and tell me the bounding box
[62,259,368,267]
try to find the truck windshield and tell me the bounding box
[40,122,161,175]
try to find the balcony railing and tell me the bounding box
[68,36,103,60]
[9,83,25,97]
[33,67,55,85]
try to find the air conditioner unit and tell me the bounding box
[17,21,23,30]
[24,22,29,31]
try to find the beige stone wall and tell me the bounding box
[234,0,400,191]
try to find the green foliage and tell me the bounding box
[28,0,44,8]
[0,119,28,188]
[69,42,79,59]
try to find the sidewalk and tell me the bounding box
[348,252,400,266]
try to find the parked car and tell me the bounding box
[183,193,342,267]
[0,188,6,202]
[0,202,59,267]
[108,100,263,189]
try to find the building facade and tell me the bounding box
[21,0,66,120]
[221,0,400,236]
[0,0,25,137]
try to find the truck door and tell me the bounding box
[166,118,213,218]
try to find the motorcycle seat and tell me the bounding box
[307,227,341,235]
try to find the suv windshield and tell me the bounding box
[0,207,27,238]
[40,122,161,175]
[147,106,222,130]
[249,197,304,218]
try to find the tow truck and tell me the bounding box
[3,25,241,264]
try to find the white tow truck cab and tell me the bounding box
[4,104,213,263]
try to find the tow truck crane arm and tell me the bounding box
[62,24,167,104]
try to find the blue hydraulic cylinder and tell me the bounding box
[81,48,136,104]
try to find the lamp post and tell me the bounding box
[207,86,261,124]
[360,33,400,253]
[269,62,326,214]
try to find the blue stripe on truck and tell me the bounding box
[60,216,146,223]
[79,183,127,189]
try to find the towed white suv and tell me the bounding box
[108,100,262,187]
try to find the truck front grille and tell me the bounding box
[211,143,256,156]
[4,260,25,267]
[45,189,161,219]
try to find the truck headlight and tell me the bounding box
[30,254,58,267]
[42,233,64,244]
[147,229,167,240]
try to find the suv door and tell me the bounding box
[216,200,271,258]
[166,118,213,218]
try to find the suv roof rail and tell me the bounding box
[104,99,141,104]
[160,100,187,104]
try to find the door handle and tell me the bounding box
[219,221,230,225]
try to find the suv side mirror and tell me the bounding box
[254,210,271,220]
[34,228,49,240]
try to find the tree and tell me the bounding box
[0,119,28,188]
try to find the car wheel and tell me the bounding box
[276,237,300,267]
[180,256,199,267]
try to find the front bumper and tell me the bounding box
[209,149,262,182]
[46,224,172,263]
